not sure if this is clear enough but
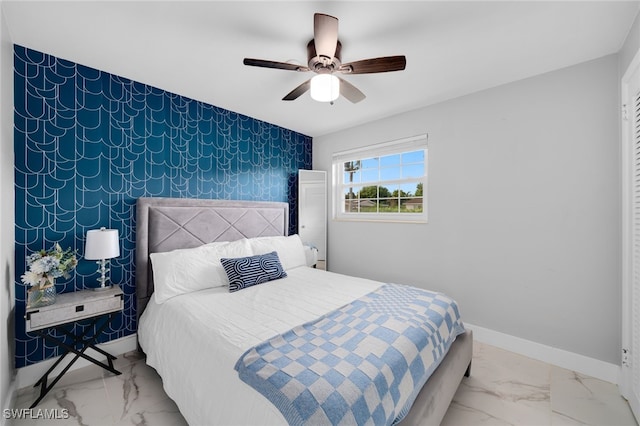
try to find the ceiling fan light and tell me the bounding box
[310,74,340,102]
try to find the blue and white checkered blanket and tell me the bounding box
[235,284,465,425]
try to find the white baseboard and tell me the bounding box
[466,323,620,384]
[7,325,621,405]
[15,333,137,391]
[1,377,17,426]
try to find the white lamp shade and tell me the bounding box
[310,74,340,102]
[84,228,120,260]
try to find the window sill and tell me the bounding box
[333,216,428,224]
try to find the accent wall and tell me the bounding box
[14,45,312,368]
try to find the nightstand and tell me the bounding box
[304,244,319,268]
[25,285,124,408]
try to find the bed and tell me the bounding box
[135,197,472,425]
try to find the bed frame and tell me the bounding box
[135,197,472,425]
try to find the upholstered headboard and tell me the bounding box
[135,197,289,318]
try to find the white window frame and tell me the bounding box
[332,134,428,223]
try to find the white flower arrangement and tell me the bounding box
[21,243,78,290]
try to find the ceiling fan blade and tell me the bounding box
[339,56,406,74]
[283,80,311,101]
[243,58,309,72]
[314,13,338,59]
[338,77,366,103]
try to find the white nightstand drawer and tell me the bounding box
[26,286,124,332]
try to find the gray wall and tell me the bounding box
[620,10,639,75]
[314,54,620,364]
[0,5,15,413]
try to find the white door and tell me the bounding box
[621,50,640,423]
[298,170,327,261]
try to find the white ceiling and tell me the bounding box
[3,1,639,137]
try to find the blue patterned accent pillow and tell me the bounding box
[222,251,287,292]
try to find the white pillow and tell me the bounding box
[150,238,253,304]
[249,234,307,271]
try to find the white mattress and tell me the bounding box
[138,266,383,426]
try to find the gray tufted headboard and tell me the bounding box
[135,197,289,318]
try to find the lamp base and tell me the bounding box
[93,260,112,291]
[93,284,112,292]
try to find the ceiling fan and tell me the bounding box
[243,13,406,104]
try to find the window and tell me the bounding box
[333,134,427,223]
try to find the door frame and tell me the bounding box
[621,47,640,422]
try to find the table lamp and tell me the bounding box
[84,227,120,291]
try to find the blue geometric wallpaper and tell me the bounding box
[14,45,312,368]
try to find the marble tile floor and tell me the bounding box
[9,341,637,426]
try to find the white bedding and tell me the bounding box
[138,266,383,426]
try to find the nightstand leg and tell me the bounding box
[29,351,79,409]
[33,351,70,388]
[54,314,120,374]
[29,313,122,408]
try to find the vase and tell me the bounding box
[27,284,57,308]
